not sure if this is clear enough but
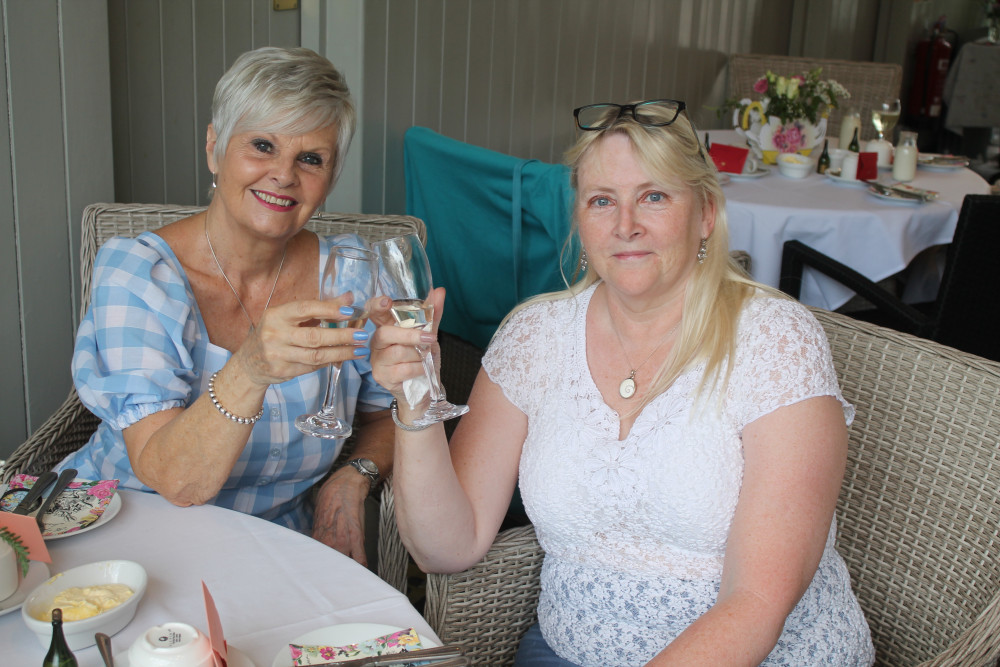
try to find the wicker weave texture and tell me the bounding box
[727,54,902,143]
[407,308,1000,667]
[424,524,543,667]
[4,203,426,482]
[813,308,1000,667]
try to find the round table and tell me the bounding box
[1,490,438,666]
[712,129,991,310]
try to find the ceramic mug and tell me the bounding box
[840,153,860,181]
[0,540,17,601]
[128,623,214,667]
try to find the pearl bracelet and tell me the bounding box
[207,371,263,425]
[390,399,432,432]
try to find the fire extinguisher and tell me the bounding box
[908,16,954,120]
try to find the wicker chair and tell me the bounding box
[2,202,425,480]
[727,54,903,142]
[383,309,1000,666]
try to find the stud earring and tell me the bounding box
[697,238,708,264]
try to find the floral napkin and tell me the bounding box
[290,627,423,665]
[0,474,119,537]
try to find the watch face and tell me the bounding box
[356,459,377,475]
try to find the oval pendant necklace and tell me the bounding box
[608,309,681,400]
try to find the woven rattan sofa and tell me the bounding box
[381,309,1000,666]
[2,202,426,480]
[727,53,903,143]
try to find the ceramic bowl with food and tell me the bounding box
[22,559,147,650]
[776,153,813,178]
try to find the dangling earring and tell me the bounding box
[579,249,588,272]
[211,172,218,189]
[697,238,708,264]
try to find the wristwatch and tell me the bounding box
[347,458,380,493]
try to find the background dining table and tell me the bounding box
[1,489,438,666]
[711,129,991,310]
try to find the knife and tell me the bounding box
[286,645,467,667]
[11,471,58,515]
[34,468,77,528]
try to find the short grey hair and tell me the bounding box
[211,47,356,182]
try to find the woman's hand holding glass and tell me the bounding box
[372,234,469,426]
[295,245,378,439]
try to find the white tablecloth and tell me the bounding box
[1,490,438,666]
[714,131,990,309]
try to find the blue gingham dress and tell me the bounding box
[59,231,392,532]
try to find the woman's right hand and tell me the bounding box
[233,293,372,387]
[369,287,445,401]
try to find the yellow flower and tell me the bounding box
[776,76,788,96]
[787,79,800,100]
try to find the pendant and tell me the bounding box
[619,371,637,399]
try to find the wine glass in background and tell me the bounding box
[295,244,378,439]
[871,98,901,142]
[373,234,470,426]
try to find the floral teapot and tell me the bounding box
[734,100,827,165]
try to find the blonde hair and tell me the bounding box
[500,103,777,415]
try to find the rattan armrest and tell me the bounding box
[423,524,543,667]
[2,391,99,481]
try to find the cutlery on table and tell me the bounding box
[96,632,115,667]
[11,470,57,515]
[865,181,930,202]
[289,645,468,667]
[34,468,77,529]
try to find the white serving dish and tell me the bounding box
[776,153,813,178]
[22,559,147,650]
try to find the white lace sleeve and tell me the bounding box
[727,296,854,430]
[481,299,569,415]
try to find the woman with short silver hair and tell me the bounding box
[60,47,391,565]
[371,100,874,664]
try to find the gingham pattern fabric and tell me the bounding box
[59,231,391,531]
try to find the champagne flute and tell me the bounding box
[295,244,378,439]
[373,234,469,426]
[871,98,901,142]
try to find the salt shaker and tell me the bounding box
[893,131,918,182]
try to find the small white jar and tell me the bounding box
[893,131,918,182]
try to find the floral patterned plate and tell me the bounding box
[0,476,122,540]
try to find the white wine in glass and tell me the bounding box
[872,98,901,141]
[374,234,469,426]
[295,244,378,439]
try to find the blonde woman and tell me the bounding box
[371,100,873,665]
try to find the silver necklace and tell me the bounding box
[608,311,681,399]
[205,218,286,333]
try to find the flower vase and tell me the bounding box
[733,102,827,165]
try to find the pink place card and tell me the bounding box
[709,143,750,174]
[202,581,229,667]
[857,152,878,181]
[0,512,51,564]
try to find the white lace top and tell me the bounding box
[483,284,874,666]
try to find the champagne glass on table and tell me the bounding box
[872,98,901,142]
[373,234,469,426]
[295,245,378,439]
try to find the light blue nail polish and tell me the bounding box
[353,331,369,341]
[339,305,355,316]
[353,347,369,357]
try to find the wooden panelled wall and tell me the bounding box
[360,0,797,214]
[0,0,114,458]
